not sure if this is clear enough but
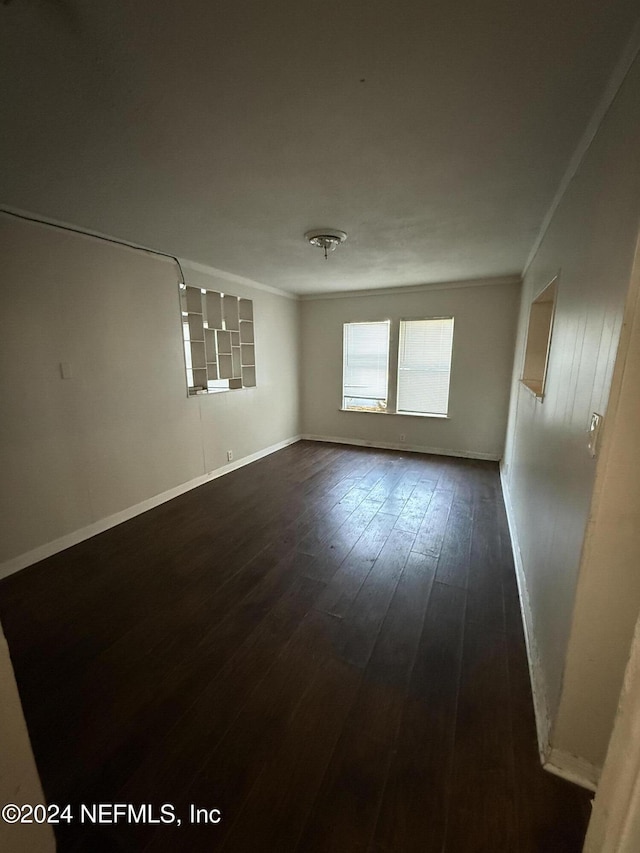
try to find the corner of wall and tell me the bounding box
[0,434,302,582]
[500,461,603,792]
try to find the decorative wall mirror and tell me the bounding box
[180,285,255,395]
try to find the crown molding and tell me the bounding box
[523,20,640,277]
[298,274,521,301]
[178,258,295,299]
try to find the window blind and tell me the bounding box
[342,320,390,411]
[397,318,454,415]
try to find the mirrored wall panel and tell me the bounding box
[180,285,256,395]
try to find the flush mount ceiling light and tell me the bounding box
[305,229,347,259]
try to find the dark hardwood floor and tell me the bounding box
[0,441,592,852]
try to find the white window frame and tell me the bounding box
[341,316,454,418]
[341,320,391,412]
[396,317,454,417]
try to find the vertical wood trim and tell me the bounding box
[584,617,640,851]
[583,228,640,848]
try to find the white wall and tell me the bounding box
[0,215,299,572]
[300,279,521,460]
[554,230,640,771]
[502,52,640,776]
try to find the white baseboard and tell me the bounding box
[499,463,600,793]
[301,434,501,461]
[0,435,301,581]
[544,748,599,793]
[499,463,552,761]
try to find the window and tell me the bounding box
[342,321,390,411]
[397,318,454,415]
[342,317,454,417]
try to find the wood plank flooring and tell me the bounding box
[0,441,592,852]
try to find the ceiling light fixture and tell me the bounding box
[305,229,347,259]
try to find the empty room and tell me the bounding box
[1,2,640,852]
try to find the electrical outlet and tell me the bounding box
[227,450,233,462]
[399,433,406,442]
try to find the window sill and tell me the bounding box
[520,379,544,400]
[339,408,449,419]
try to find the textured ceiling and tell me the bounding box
[1,0,638,294]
